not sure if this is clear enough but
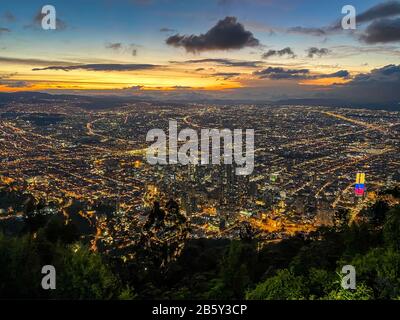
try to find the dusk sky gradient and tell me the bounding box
[1,0,400,104]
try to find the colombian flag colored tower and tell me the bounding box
[355,173,366,197]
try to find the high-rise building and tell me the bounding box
[355,172,366,197]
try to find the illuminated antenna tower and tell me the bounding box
[354,172,366,197]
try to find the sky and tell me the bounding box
[0,0,400,104]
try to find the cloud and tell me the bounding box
[287,26,327,36]
[128,44,140,56]
[0,80,31,88]
[123,85,144,90]
[262,47,296,59]
[171,58,262,67]
[0,73,31,88]
[172,85,193,89]
[254,67,310,79]
[25,9,67,30]
[360,18,400,44]
[331,64,400,103]
[213,72,241,79]
[32,64,159,72]
[0,27,10,34]
[306,47,330,58]
[349,64,400,82]
[319,70,350,79]
[0,72,17,80]
[105,42,139,56]
[105,42,123,50]
[160,27,175,32]
[254,67,349,80]
[0,56,75,66]
[166,16,260,52]
[288,1,400,38]
[357,1,400,24]
[2,11,16,23]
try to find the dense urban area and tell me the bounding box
[0,94,399,299]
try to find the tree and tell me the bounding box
[51,244,131,299]
[383,206,400,250]
[246,269,308,300]
[349,247,400,299]
[325,283,374,300]
[0,232,133,299]
[209,241,257,299]
[341,222,380,258]
[0,233,43,298]
[307,268,336,298]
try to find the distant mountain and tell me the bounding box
[0,91,144,109]
[274,98,400,110]
[0,91,398,111]
[0,91,54,103]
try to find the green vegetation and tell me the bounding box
[0,223,134,299]
[0,187,399,300]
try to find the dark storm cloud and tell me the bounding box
[32,64,159,72]
[331,64,400,103]
[350,64,400,82]
[357,1,400,23]
[171,58,263,68]
[288,1,400,37]
[166,16,260,52]
[306,47,330,58]
[359,18,400,44]
[262,47,296,59]
[254,67,349,80]
[328,0,400,31]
